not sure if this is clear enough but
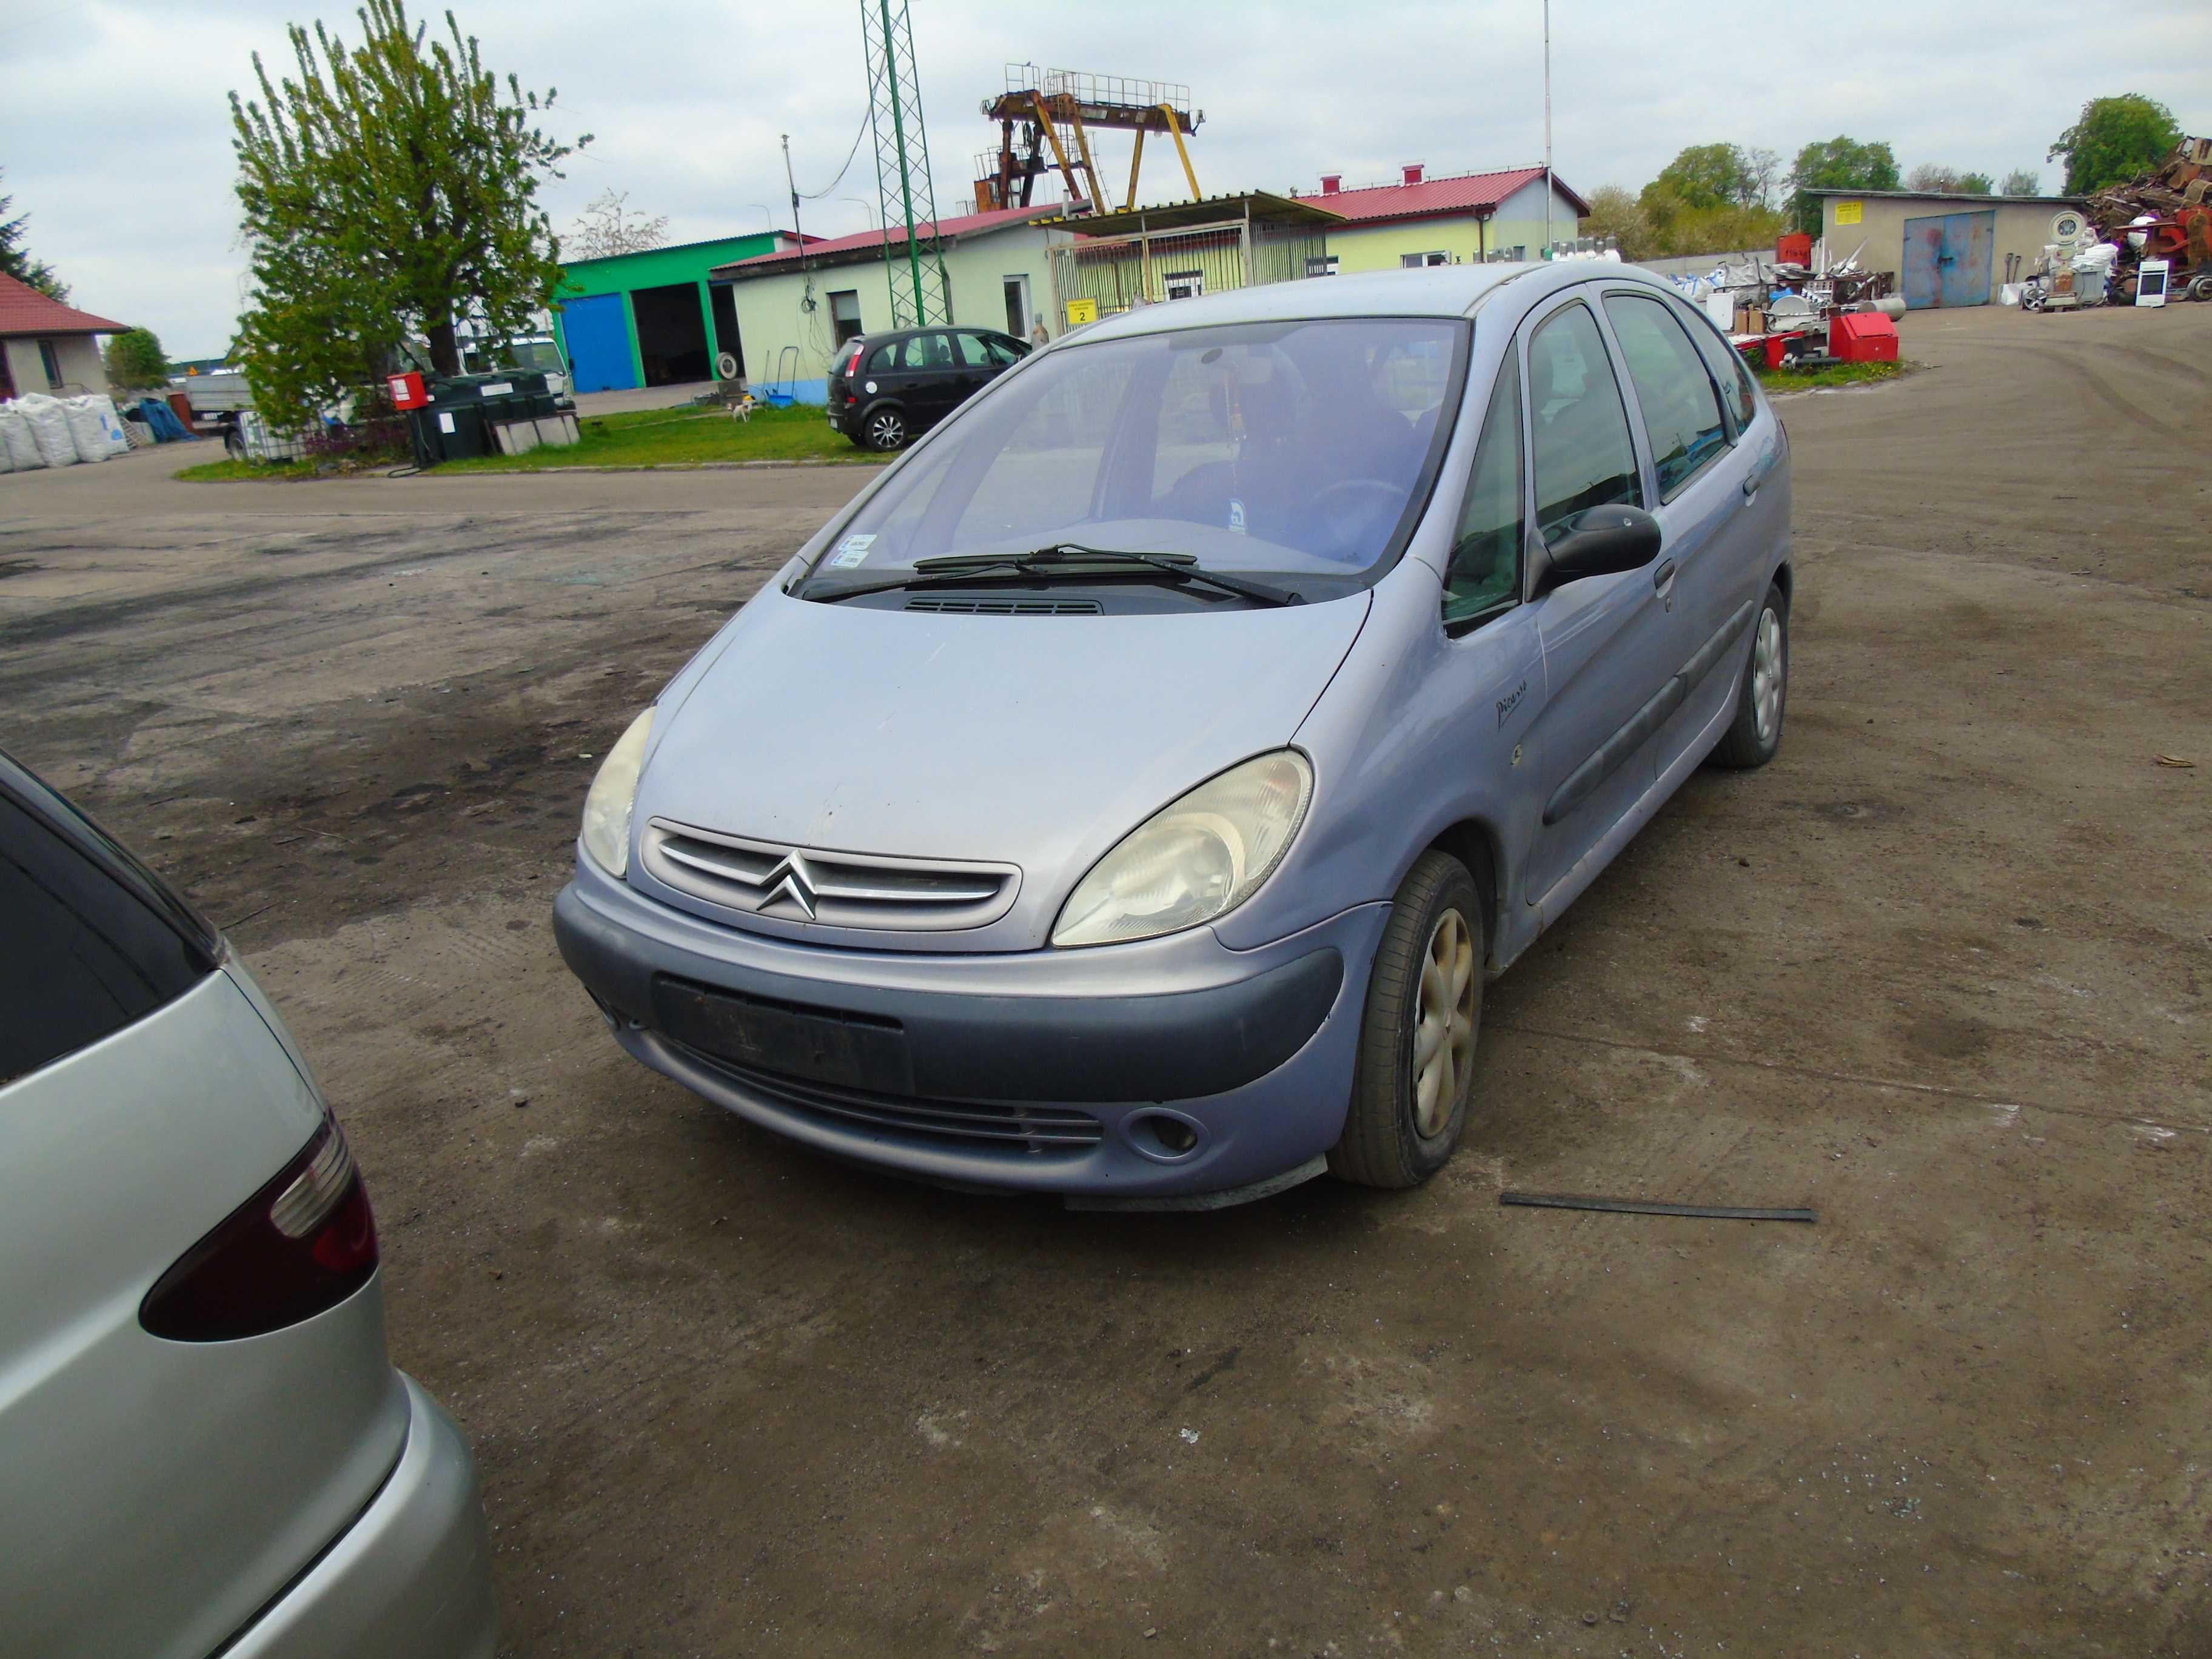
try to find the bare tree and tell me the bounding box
[566,188,669,261]
[1740,146,1781,209]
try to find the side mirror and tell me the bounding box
[1534,505,1663,594]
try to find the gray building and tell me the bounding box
[1811,189,2086,310]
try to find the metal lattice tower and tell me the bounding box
[861,0,951,327]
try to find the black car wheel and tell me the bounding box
[863,407,908,452]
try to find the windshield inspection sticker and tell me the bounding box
[1228,498,1247,535]
[828,534,877,569]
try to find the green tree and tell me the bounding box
[102,327,170,390]
[1581,184,1655,261]
[1786,136,1901,235]
[1958,171,1994,195]
[0,169,70,301]
[1644,143,1754,213]
[228,1,587,424]
[2000,167,2042,196]
[1904,164,1992,195]
[2048,95,2182,193]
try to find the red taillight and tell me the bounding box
[140,1120,379,1342]
[843,343,866,376]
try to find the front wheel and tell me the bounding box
[862,406,908,452]
[1330,850,1483,1190]
[1711,581,1789,769]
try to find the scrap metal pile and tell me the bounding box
[2022,138,2212,310]
[1669,244,1901,370]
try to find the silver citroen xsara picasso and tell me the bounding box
[556,261,1791,1205]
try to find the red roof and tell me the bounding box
[714,203,1067,275]
[1292,167,1589,225]
[0,272,127,338]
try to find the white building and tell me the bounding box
[0,273,124,400]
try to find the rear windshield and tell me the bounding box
[807,317,1466,590]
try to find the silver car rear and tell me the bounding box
[0,754,495,1657]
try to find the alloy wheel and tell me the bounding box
[1412,907,1477,1138]
[867,411,905,451]
[1751,606,1784,746]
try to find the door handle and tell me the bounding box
[1652,558,1677,591]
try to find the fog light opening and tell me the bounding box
[1138,1114,1200,1158]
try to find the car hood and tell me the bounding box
[631,583,1371,951]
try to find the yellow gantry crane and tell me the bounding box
[976,66,1202,215]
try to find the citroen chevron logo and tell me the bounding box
[760,852,819,920]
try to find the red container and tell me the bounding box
[1776,231,1812,265]
[1829,311,1899,364]
[387,370,429,410]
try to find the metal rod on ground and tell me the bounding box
[1500,1191,1818,1223]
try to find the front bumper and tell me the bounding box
[226,1373,496,1659]
[554,854,1388,1199]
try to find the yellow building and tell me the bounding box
[1291,164,1590,273]
[712,204,1074,404]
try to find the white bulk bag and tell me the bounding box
[0,404,40,469]
[64,395,116,462]
[16,394,78,467]
[78,394,132,456]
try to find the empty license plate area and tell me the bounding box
[653,977,914,1094]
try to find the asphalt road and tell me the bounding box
[2,303,2207,1657]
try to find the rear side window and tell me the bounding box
[1527,302,1641,536]
[1445,355,1524,625]
[1675,298,1758,434]
[0,794,211,1086]
[1603,293,1728,500]
[865,342,898,374]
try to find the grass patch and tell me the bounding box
[173,457,323,483]
[1753,359,1909,392]
[439,403,875,472]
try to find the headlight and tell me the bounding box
[580,707,655,877]
[1051,750,1313,948]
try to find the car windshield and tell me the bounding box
[805,317,1466,592]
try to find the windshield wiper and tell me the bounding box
[806,542,1302,607]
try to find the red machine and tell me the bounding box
[387,371,429,410]
[1829,311,1899,363]
[1776,230,1813,266]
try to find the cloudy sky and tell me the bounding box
[2,0,2202,355]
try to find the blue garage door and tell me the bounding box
[1902,211,1996,309]
[561,292,635,392]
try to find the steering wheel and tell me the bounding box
[1310,478,1404,563]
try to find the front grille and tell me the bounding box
[903,597,1102,615]
[671,1041,1103,1156]
[642,821,1019,931]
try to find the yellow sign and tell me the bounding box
[1064,298,1099,326]
[1835,200,1863,226]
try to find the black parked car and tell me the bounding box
[828,326,1030,452]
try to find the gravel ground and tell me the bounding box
[2,301,2207,1657]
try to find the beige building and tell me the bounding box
[0,273,123,399]
[1811,189,2086,310]
[711,204,1074,403]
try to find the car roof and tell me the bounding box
[1069,260,1675,343]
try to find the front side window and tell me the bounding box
[1444,356,1524,625]
[1675,298,1759,435]
[1527,302,1641,537]
[1603,293,1728,500]
[803,317,1466,592]
[0,793,210,1087]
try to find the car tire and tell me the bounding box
[1330,850,1483,1190]
[1711,580,1789,769]
[862,406,908,452]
